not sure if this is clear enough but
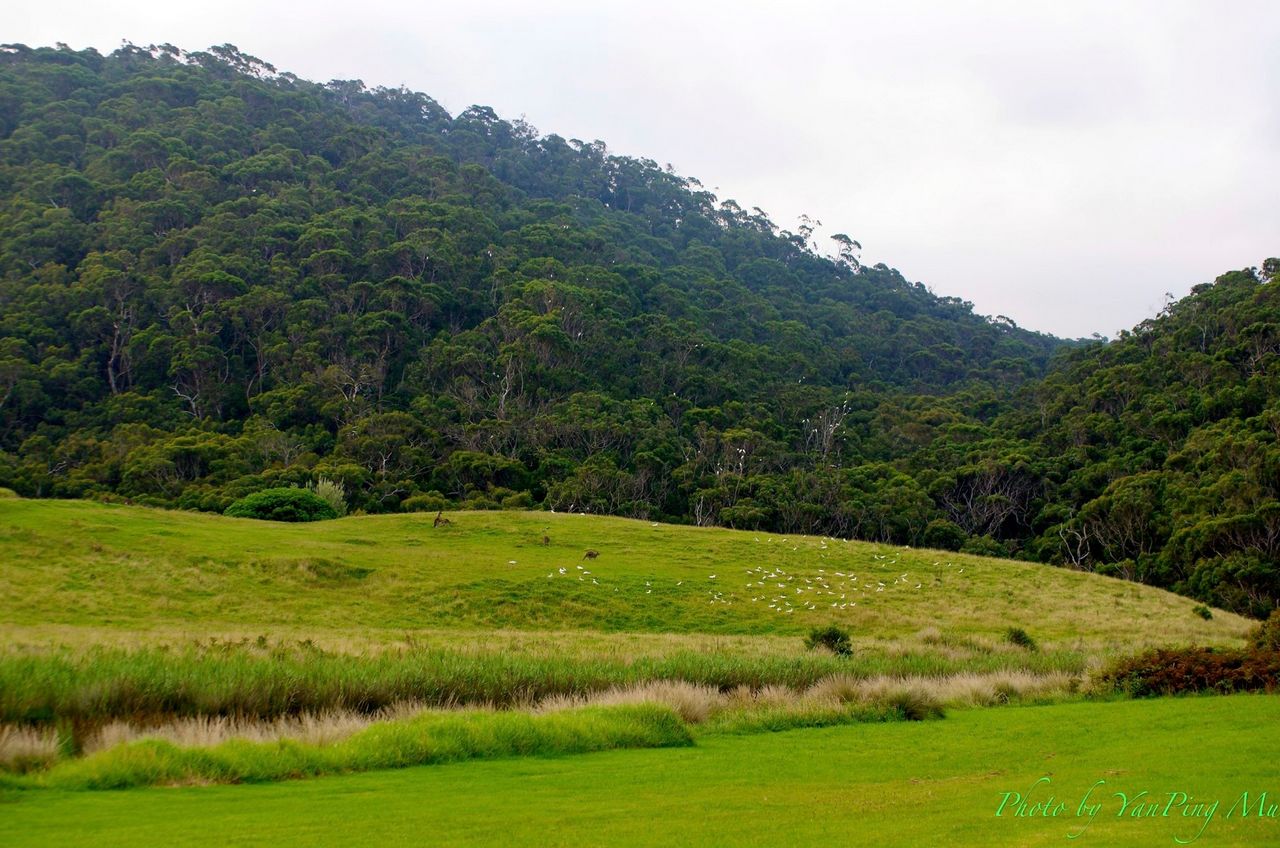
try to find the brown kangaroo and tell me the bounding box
[583,549,599,560]
[433,511,451,527]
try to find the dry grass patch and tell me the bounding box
[536,669,1077,727]
[0,725,59,772]
[80,702,436,755]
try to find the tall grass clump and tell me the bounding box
[0,725,59,773]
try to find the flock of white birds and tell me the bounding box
[534,533,969,615]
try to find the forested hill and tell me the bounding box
[0,42,1058,496]
[0,43,1276,616]
[998,264,1280,616]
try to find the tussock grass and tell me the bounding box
[538,670,1074,730]
[539,680,723,723]
[81,705,427,755]
[12,705,692,791]
[540,679,940,733]
[0,725,59,773]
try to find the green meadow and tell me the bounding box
[1,497,1273,845]
[0,498,1246,647]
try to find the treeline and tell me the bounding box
[0,43,1276,616]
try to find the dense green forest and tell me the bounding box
[0,43,1276,616]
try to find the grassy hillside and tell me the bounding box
[5,696,1279,847]
[0,498,1248,650]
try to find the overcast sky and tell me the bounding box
[10,1,1280,338]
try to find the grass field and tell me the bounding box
[1,496,1273,845]
[0,498,1247,648]
[4,696,1278,847]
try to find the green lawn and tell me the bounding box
[4,696,1277,847]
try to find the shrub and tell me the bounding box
[922,519,966,551]
[805,625,853,657]
[307,477,348,517]
[501,491,534,509]
[961,535,1010,558]
[0,487,18,499]
[1004,627,1038,652]
[402,492,450,513]
[1192,604,1213,621]
[1252,609,1280,652]
[224,488,339,522]
[1098,646,1280,697]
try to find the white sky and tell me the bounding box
[10,0,1280,338]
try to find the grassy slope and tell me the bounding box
[0,499,1249,650]
[4,696,1278,847]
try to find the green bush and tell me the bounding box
[1192,604,1213,621]
[1253,609,1280,652]
[224,488,339,522]
[805,625,853,657]
[961,535,1010,558]
[1004,627,1038,651]
[402,492,450,513]
[501,491,534,509]
[922,519,966,551]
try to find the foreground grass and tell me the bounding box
[3,680,962,790]
[4,704,694,791]
[4,696,1277,847]
[0,498,1248,645]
